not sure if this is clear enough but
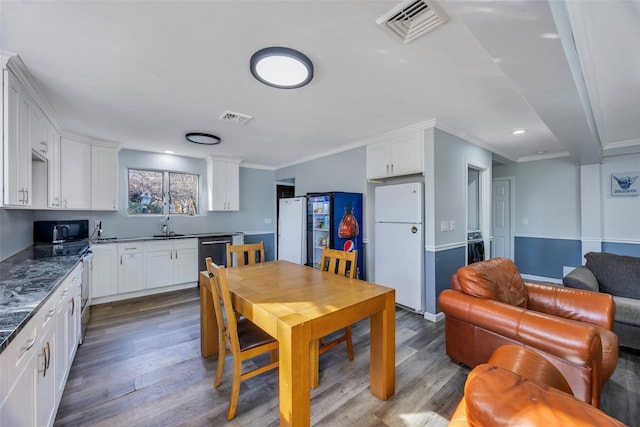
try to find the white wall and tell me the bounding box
[601,153,640,242]
[493,156,581,238]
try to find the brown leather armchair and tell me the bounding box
[449,345,626,426]
[438,258,619,408]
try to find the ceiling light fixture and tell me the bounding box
[250,47,314,89]
[185,133,221,145]
[165,150,175,154]
[511,129,527,135]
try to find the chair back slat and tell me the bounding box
[226,242,266,267]
[320,247,358,278]
[206,257,241,354]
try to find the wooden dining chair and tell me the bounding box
[312,247,358,387]
[225,241,265,267]
[205,257,278,420]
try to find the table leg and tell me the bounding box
[310,339,320,388]
[278,315,311,427]
[369,291,395,400]
[199,271,218,357]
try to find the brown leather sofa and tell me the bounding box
[438,258,619,408]
[449,345,626,426]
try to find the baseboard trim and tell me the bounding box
[424,311,445,322]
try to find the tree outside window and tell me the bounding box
[128,168,199,215]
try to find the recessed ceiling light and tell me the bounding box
[250,47,314,89]
[165,150,175,154]
[511,129,527,135]
[185,133,221,145]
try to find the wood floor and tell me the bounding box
[54,288,639,427]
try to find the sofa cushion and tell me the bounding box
[585,252,640,299]
[456,258,528,307]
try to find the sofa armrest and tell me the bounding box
[563,266,599,292]
[526,282,616,330]
[613,295,640,326]
[462,365,626,427]
[439,289,602,368]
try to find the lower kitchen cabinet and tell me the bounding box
[118,242,145,294]
[0,263,82,427]
[91,243,118,298]
[91,238,198,302]
[144,238,198,289]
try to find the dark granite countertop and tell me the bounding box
[0,246,82,353]
[90,232,243,244]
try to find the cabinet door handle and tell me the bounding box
[120,255,123,265]
[170,251,173,260]
[46,308,56,319]
[391,164,394,174]
[386,164,389,174]
[21,336,37,353]
[175,250,178,259]
[112,200,116,209]
[70,297,75,316]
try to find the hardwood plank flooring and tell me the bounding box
[55,288,639,426]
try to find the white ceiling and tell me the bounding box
[1,0,639,169]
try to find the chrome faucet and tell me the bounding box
[161,215,171,236]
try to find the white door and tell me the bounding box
[278,197,306,264]
[492,178,511,259]
[374,222,423,312]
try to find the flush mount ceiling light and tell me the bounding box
[250,47,314,89]
[511,129,527,135]
[185,133,221,145]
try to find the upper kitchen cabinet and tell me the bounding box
[48,127,61,208]
[207,157,240,211]
[2,68,33,207]
[91,143,119,210]
[60,137,91,209]
[366,131,424,180]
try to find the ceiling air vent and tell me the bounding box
[219,110,253,126]
[376,0,449,43]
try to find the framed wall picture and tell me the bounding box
[611,172,639,196]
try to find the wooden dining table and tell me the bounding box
[199,260,396,427]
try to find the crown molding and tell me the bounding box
[1,52,64,131]
[275,119,437,170]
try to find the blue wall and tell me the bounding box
[514,236,582,279]
[601,241,640,257]
[244,233,276,262]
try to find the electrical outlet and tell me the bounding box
[94,220,101,230]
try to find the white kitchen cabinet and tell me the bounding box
[91,144,118,210]
[29,105,49,158]
[0,325,37,426]
[366,131,423,179]
[54,284,70,399]
[2,68,32,206]
[173,239,198,284]
[207,158,240,211]
[118,242,145,294]
[143,238,198,289]
[48,127,61,208]
[60,137,91,209]
[66,267,82,362]
[144,240,173,289]
[91,243,118,298]
[36,299,57,427]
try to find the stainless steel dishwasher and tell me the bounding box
[198,236,232,272]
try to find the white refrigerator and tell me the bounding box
[374,182,424,312]
[278,197,307,264]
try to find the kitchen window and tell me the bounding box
[128,168,199,215]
